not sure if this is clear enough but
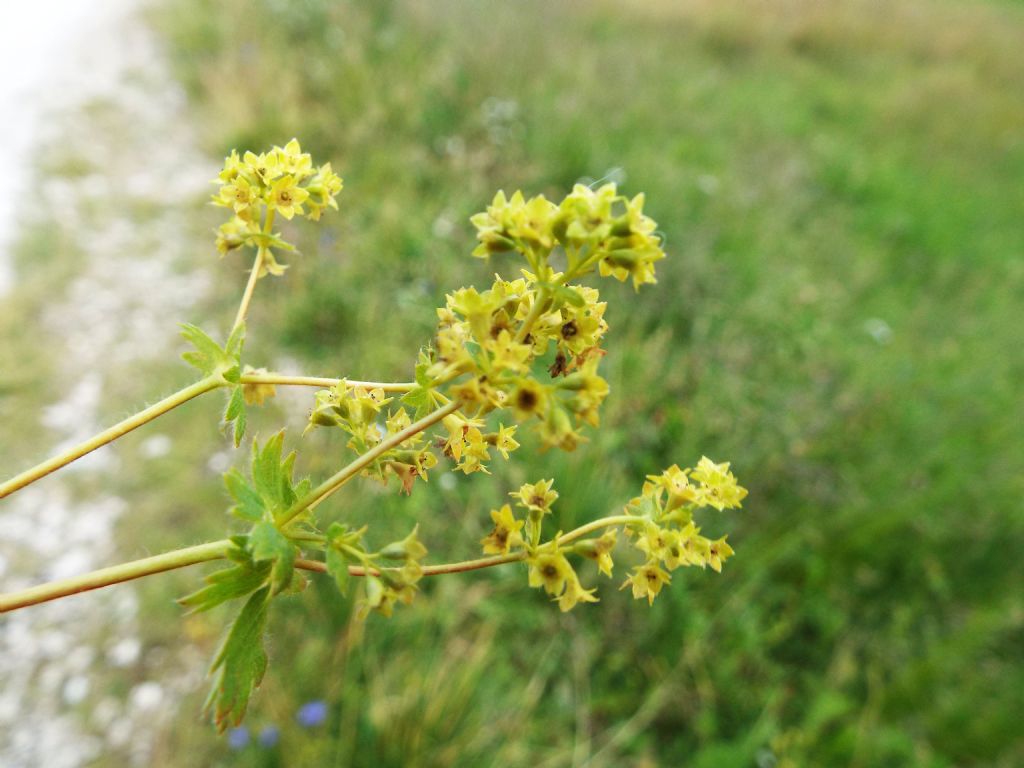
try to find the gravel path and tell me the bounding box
[0,4,214,765]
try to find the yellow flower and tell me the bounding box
[573,529,617,578]
[527,551,573,597]
[510,378,548,420]
[218,176,258,214]
[491,424,520,459]
[268,175,310,220]
[241,366,276,406]
[511,478,559,514]
[274,138,313,179]
[644,464,698,512]
[557,572,599,612]
[690,456,748,510]
[706,536,734,573]
[624,561,671,605]
[481,504,525,555]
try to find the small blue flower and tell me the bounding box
[296,699,328,728]
[227,726,250,750]
[258,724,280,748]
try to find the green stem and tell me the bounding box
[280,399,461,525]
[232,208,275,333]
[0,514,641,614]
[515,286,551,343]
[232,246,266,332]
[0,376,222,500]
[0,540,233,613]
[239,372,415,392]
[558,514,641,545]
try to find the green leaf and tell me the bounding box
[180,323,225,377]
[552,285,586,307]
[224,468,264,522]
[223,386,247,447]
[205,587,270,732]
[180,323,245,384]
[249,520,296,595]
[401,386,432,419]
[225,322,246,360]
[178,552,270,614]
[326,547,351,596]
[252,432,286,507]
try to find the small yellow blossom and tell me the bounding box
[690,456,748,510]
[624,561,671,605]
[527,551,573,597]
[511,479,559,514]
[268,175,310,220]
[241,367,276,406]
[481,504,525,555]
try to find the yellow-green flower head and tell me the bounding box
[490,424,520,459]
[644,464,698,512]
[511,478,559,514]
[241,366,277,406]
[217,149,245,183]
[557,572,599,612]
[555,183,619,247]
[707,536,734,573]
[272,138,314,180]
[268,175,310,220]
[215,216,256,255]
[218,175,258,214]
[527,551,574,597]
[623,561,671,605]
[690,456,748,510]
[509,378,549,420]
[481,504,525,555]
[242,150,282,184]
[471,190,558,258]
[573,529,617,578]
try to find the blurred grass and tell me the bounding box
[59,0,1024,764]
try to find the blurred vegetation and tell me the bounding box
[19,0,1022,764]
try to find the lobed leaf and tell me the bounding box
[205,587,271,732]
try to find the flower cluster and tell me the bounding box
[471,183,665,290]
[477,461,747,612]
[307,382,439,493]
[622,458,747,604]
[212,138,343,274]
[324,522,430,618]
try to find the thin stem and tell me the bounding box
[0,513,641,614]
[0,540,232,613]
[558,515,641,546]
[0,376,221,500]
[232,246,266,332]
[294,552,525,578]
[239,372,416,392]
[279,399,461,526]
[515,286,551,343]
[231,208,275,333]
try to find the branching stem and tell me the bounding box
[0,376,221,500]
[279,399,461,526]
[0,514,642,614]
[239,372,415,392]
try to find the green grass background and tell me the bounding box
[7,0,1024,764]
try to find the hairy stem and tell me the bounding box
[0,514,641,614]
[232,246,266,332]
[279,399,461,526]
[239,372,416,392]
[0,376,221,500]
[0,540,233,612]
[232,209,275,333]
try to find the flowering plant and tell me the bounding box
[0,141,746,731]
